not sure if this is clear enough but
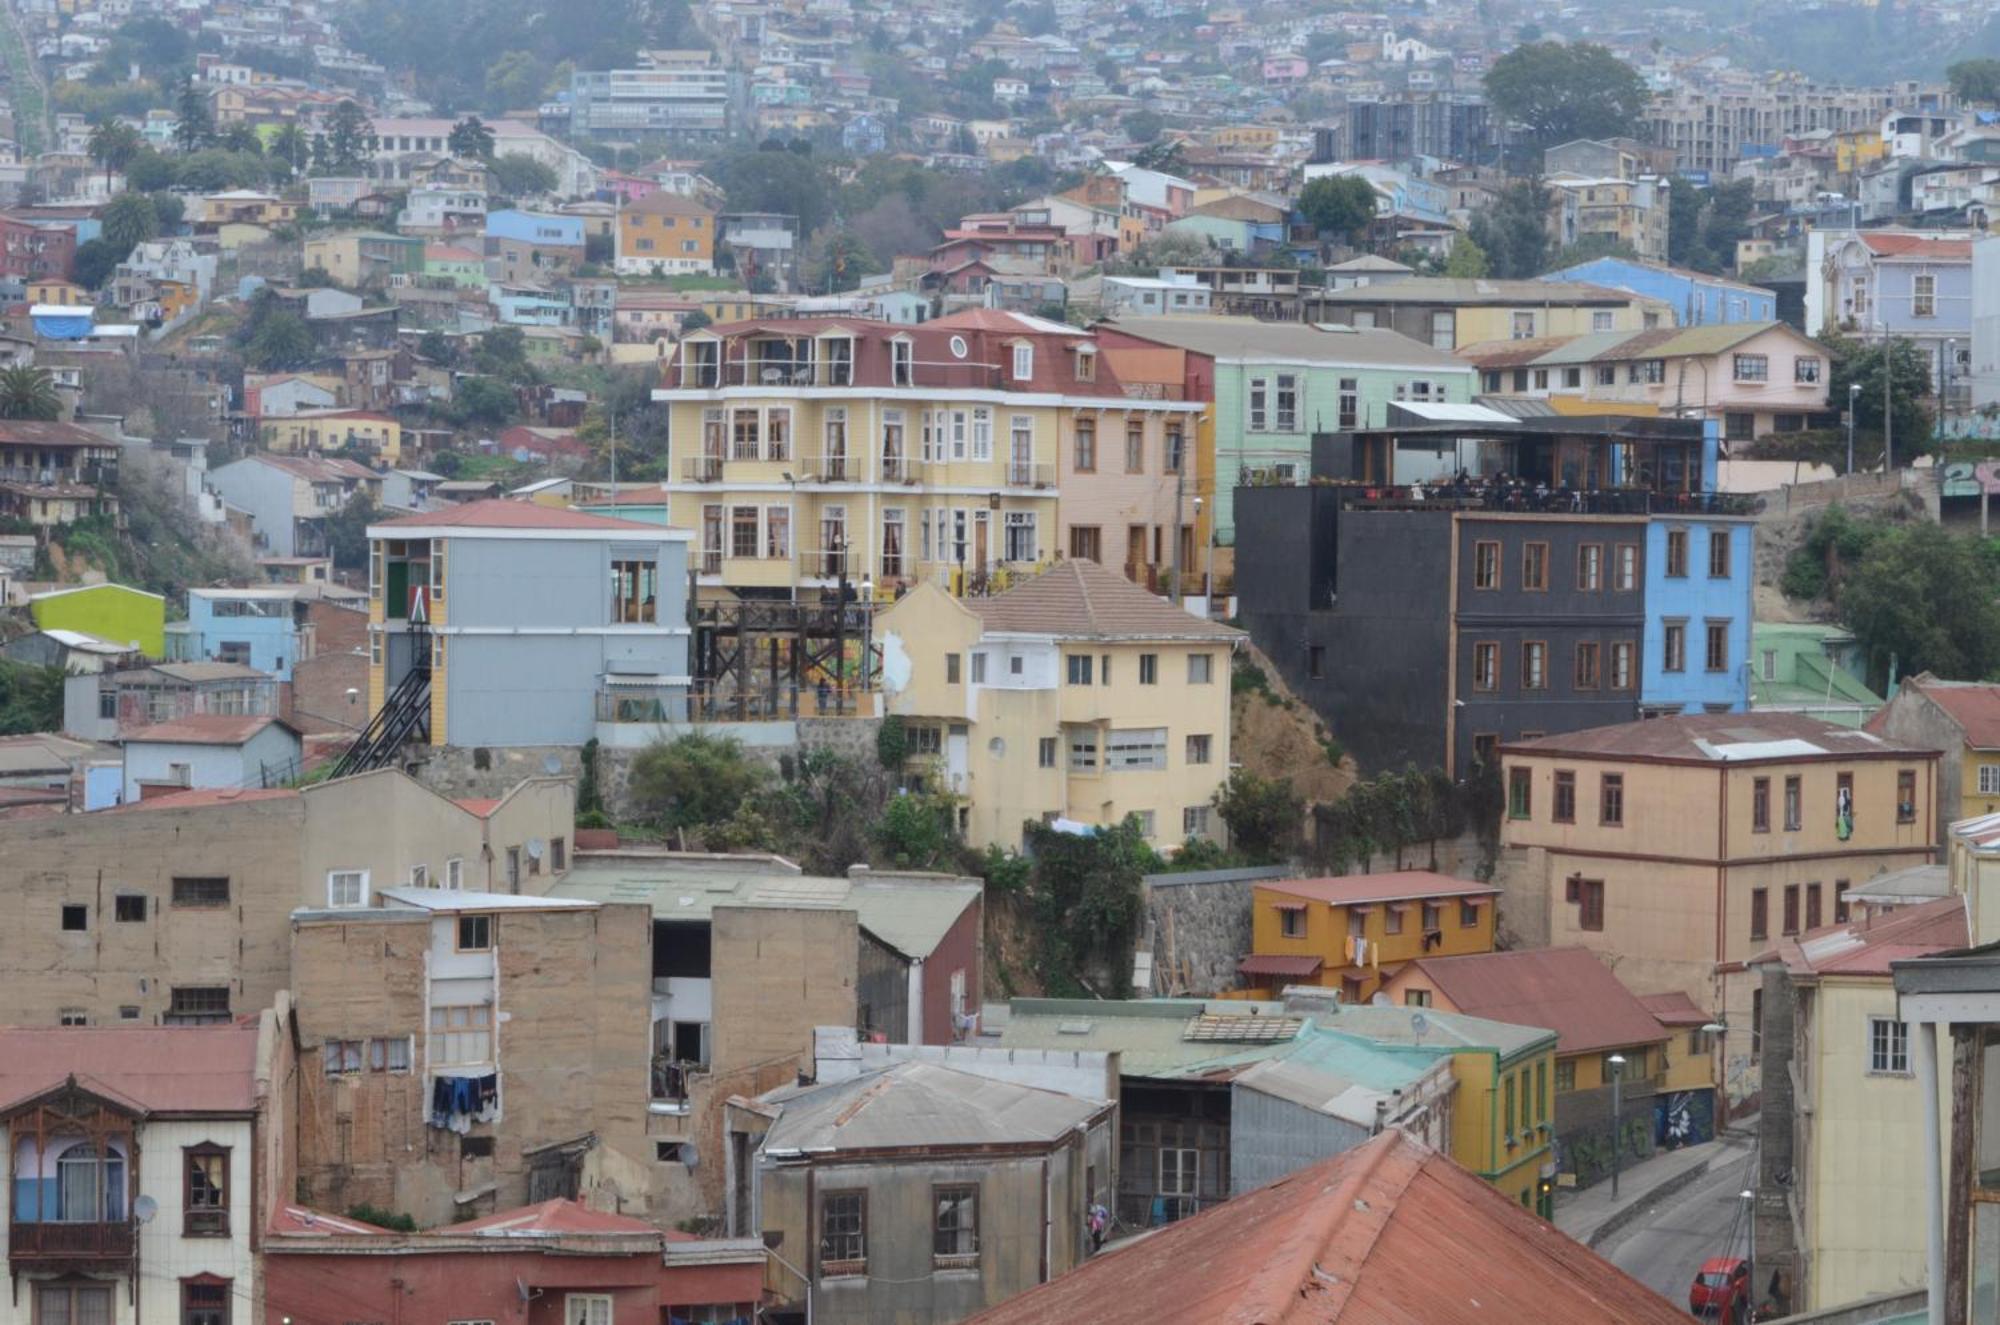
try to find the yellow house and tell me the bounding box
[874,561,1242,852]
[261,410,403,465]
[615,192,716,277]
[1303,999,1560,1214]
[1306,277,1674,348]
[1748,894,1963,1311]
[1867,674,2000,848]
[1382,946,1683,1192]
[1499,713,1938,1112]
[652,310,1196,599]
[28,278,88,306]
[1833,127,1888,178]
[1236,871,1499,1004]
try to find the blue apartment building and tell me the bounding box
[177,587,305,680]
[1541,257,1777,326]
[1640,516,1756,717]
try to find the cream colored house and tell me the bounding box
[1749,895,1963,1313]
[1499,713,1938,1113]
[876,560,1242,851]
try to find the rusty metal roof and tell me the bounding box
[0,1023,261,1116]
[963,1130,1693,1324]
[1397,947,1669,1056]
[1237,954,1324,979]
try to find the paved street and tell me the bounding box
[1599,1131,1761,1305]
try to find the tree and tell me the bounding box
[123,149,179,192]
[101,193,159,258]
[1122,108,1165,145]
[1484,41,1649,150]
[1465,178,1550,279]
[270,122,310,177]
[86,120,141,188]
[679,310,711,334]
[0,659,65,735]
[173,79,214,151]
[243,310,315,370]
[710,147,836,234]
[1131,138,1187,173]
[629,732,768,835]
[149,191,185,232]
[1443,233,1490,278]
[1950,58,2000,106]
[450,376,518,429]
[1823,334,1936,468]
[809,230,878,293]
[483,50,546,113]
[0,366,62,421]
[1022,818,1155,996]
[325,100,374,173]
[1213,769,1304,865]
[489,153,557,198]
[323,493,376,571]
[417,329,458,366]
[1839,522,2000,691]
[1297,174,1378,247]
[70,239,121,290]
[448,115,496,161]
[873,792,957,869]
[472,325,532,380]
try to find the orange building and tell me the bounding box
[616,192,715,276]
[1237,871,1500,1003]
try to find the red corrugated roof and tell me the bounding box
[1399,947,1667,1055]
[1261,871,1499,906]
[372,498,660,531]
[452,797,500,818]
[1507,711,1934,763]
[0,1024,261,1115]
[1638,991,1709,1027]
[122,714,294,746]
[1885,677,2000,749]
[963,1130,1693,1324]
[1861,233,1972,260]
[105,786,298,813]
[1753,893,1968,977]
[454,1198,662,1237]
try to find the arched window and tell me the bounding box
[55,1142,126,1223]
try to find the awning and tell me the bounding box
[602,674,684,686]
[1271,901,1308,912]
[1387,901,1417,911]
[1461,896,1492,908]
[1237,954,1324,978]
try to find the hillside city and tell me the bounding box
[5,0,2000,1321]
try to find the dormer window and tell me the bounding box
[1074,345,1096,383]
[820,335,854,386]
[1012,342,1034,381]
[683,340,719,388]
[891,338,913,387]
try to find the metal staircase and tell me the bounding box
[329,660,431,779]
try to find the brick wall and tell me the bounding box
[290,601,369,734]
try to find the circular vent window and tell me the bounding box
[949,335,969,359]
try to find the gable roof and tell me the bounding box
[1397,947,1669,1055]
[963,1130,1692,1324]
[966,559,1243,641]
[1260,871,1498,907]
[1101,314,1468,369]
[1310,277,1647,307]
[1752,893,1968,978]
[1856,232,1972,261]
[1873,675,2000,749]
[0,419,119,449]
[760,1061,1106,1152]
[121,714,297,746]
[0,1023,261,1115]
[453,1198,663,1237]
[1506,711,1933,765]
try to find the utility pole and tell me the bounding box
[1169,456,1185,604]
[1883,329,1894,474]
[608,393,618,493]
[1608,1053,1627,1199]
[1847,382,1859,476]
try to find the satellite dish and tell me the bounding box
[133,1194,158,1225]
[542,754,562,775]
[526,838,546,860]
[1369,992,1389,1006]
[678,1142,700,1168]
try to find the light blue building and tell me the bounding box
[484,209,585,249]
[1540,257,1777,326]
[1808,229,1970,385]
[181,588,304,680]
[1640,514,1756,717]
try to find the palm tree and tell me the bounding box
[0,366,64,421]
[271,122,309,176]
[447,115,496,161]
[86,121,140,189]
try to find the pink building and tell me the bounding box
[1464,321,1836,447]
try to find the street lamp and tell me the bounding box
[1846,382,1860,476]
[1608,1053,1627,1199]
[1192,495,1209,604]
[1945,338,1958,425]
[1741,1187,1757,1315]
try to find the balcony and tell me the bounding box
[11,1221,136,1261]
[1333,482,1760,518]
[881,455,916,484]
[800,452,857,483]
[682,456,725,483]
[1005,461,1057,489]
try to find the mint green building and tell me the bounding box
[422,244,488,290]
[1748,622,1884,727]
[1097,316,1477,545]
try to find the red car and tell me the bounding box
[1690,1257,1750,1319]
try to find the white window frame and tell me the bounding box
[1011,342,1033,380]
[1003,510,1036,562]
[564,1296,614,1325]
[1105,727,1168,771]
[971,407,992,461]
[1274,373,1299,432]
[327,869,369,908]
[1980,764,2000,796]
[445,857,464,889]
[1868,1016,1910,1075]
[1246,376,1268,432]
[1067,729,1099,772]
[410,863,429,888]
